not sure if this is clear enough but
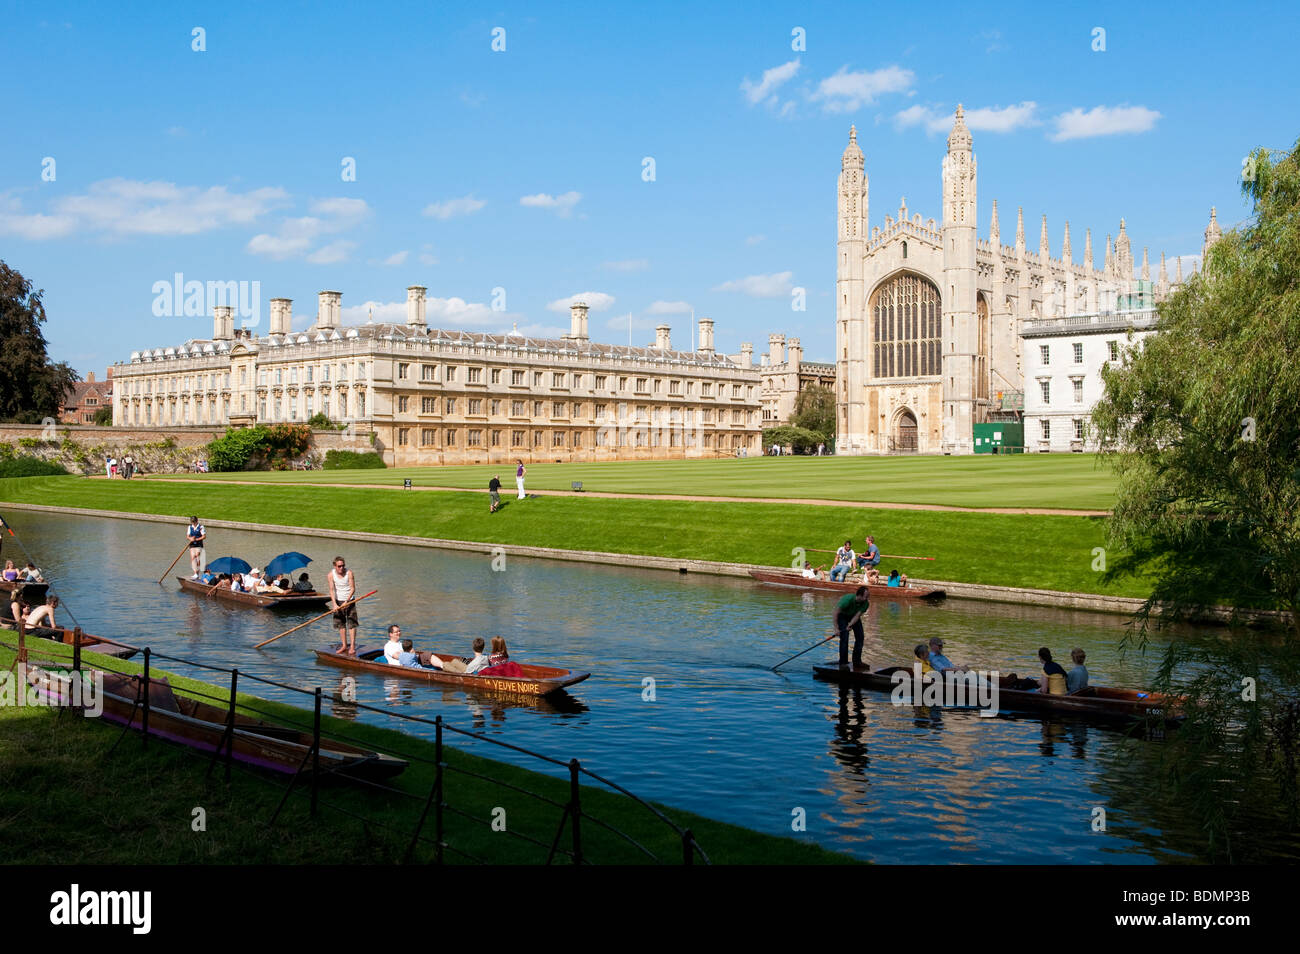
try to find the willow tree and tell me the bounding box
[1092,139,1300,859]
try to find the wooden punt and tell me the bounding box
[1,622,139,659]
[314,647,591,697]
[177,576,331,609]
[750,569,946,602]
[811,664,1183,723]
[26,665,407,781]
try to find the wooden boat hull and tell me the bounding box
[812,664,1183,723]
[26,666,407,780]
[750,569,946,602]
[315,648,591,697]
[177,576,331,609]
[2,622,139,660]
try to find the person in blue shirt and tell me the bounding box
[928,637,969,673]
[885,569,909,588]
[857,536,882,580]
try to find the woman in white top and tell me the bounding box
[515,459,527,499]
[382,625,404,665]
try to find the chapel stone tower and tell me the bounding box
[940,105,978,454]
[836,125,868,452]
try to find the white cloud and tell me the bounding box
[602,258,649,272]
[342,301,406,324]
[310,197,369,219]
[896,102,1038,134]
[422,194,487,220]
[812,65,914,113]
[547,291,615,312]
[341,296,523,329]
[1050,105,1161,141]
[306,240,356,265]
[741,59,801,105]
[419,252,438,266]
[246,231,311,259]
[745,234,766,246]
[645,300,692,315]
[714,271,794,298]
[382,250,408,266]
[520,191,582,216]
[509,322,569,338]
[0,178,288,240]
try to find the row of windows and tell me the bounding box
[124,361,371,395]
[389,397,748,424]
[396,428,746,450]
[1039,341,1121,365]
[1036,378,1086,405]
[121,391,365,426]
[1038,419,1088,440]
[393,363,751,398]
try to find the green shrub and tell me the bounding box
[265,423,312,458]
[17,437,42,450]
[93,407,113,425]
[0,443,14,462]
[323,450,386,470]
[206,427,270,472]
[307,413,341,430]
[0,457,68,478]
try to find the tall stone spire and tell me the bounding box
[1015,206,1025,257]
[940,102,979,455]
[1141,247,1150,281]
[1062,221,1072,264]
[1084,229,1093,270]
[1175,256,1183,284]
[1039,214,1049,260]
[947,103,972,153]
[989,199,1000,247]
[1104,234,1114,275]
[1116,218,1131,278]
[1158,251,1169,297]
[836,123,868,454]
[1202,206,1222,263]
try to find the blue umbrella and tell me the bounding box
[207,556,252,575]
[265,552,312,579]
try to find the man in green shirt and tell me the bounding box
[835,586,871,669]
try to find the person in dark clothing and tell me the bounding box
[292,572,313,593]
[1038,647,1069,694]
[488,474,502,513]
[834,586,871,669]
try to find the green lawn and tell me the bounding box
[159,454,1118,510]
[0,475,1147,596]
[1,641,850,865]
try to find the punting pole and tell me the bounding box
[255,590,378,649]
[158,542,192,585]
[772,632,837,671]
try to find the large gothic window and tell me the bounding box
[871,274,941,379]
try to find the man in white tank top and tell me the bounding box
[328,556,359,655]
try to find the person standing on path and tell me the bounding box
[186,516,206,578]
[835,586,871,670]
[329,556,359,655]
[488,474,502,512]
[515,459,527,499]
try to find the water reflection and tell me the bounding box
[5,506,1289,864]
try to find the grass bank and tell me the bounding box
[0,641,849,865]
[162,454,1118,511]
[0,475,1145,596]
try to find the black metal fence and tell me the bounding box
[4,628,709,865]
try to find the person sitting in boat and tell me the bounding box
[7,587,29,625]
[928,637,968,673]
[856,536,881,576]
[398,638,426,669]
[464,637,491,675]
[1067,648,1089,693]
[913,642,934,676]
[482,636,524,677]
[886,569,909,588]
[488,636,510,666]
[2,561,18,582]
[230,574,247,593]
[801,561,817,580]
[830,540,857,582]
[24,595,59,629]
[292,572,313,593]
[22,563,44,583]
[1038,647,1069,694]
[382,625,404,665]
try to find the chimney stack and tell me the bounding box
[655,324,671,350]
[406,285,427,328]
[788,337,802,369]
[740,343,753,368]
[697,318,714,353]
[213,305,234,341]
[317,291,342,331]
[769,333,786,365]
[270,298,292,336]
[568,301,589,341]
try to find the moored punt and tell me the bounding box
[750,569,946,603]
[26,666,407,781]
[0,621,139,659]
[811,664,1183,723]
[315,647,591,697]
[176,576,331,610]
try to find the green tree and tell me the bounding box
[761,424,822,453]
[1092,138,1300,859]
[0,261,79,421]
[93,406,113,426]
[790,385,835,444]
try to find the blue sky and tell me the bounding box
[2,0,1294,374]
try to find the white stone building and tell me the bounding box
[834,105,1218,455]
